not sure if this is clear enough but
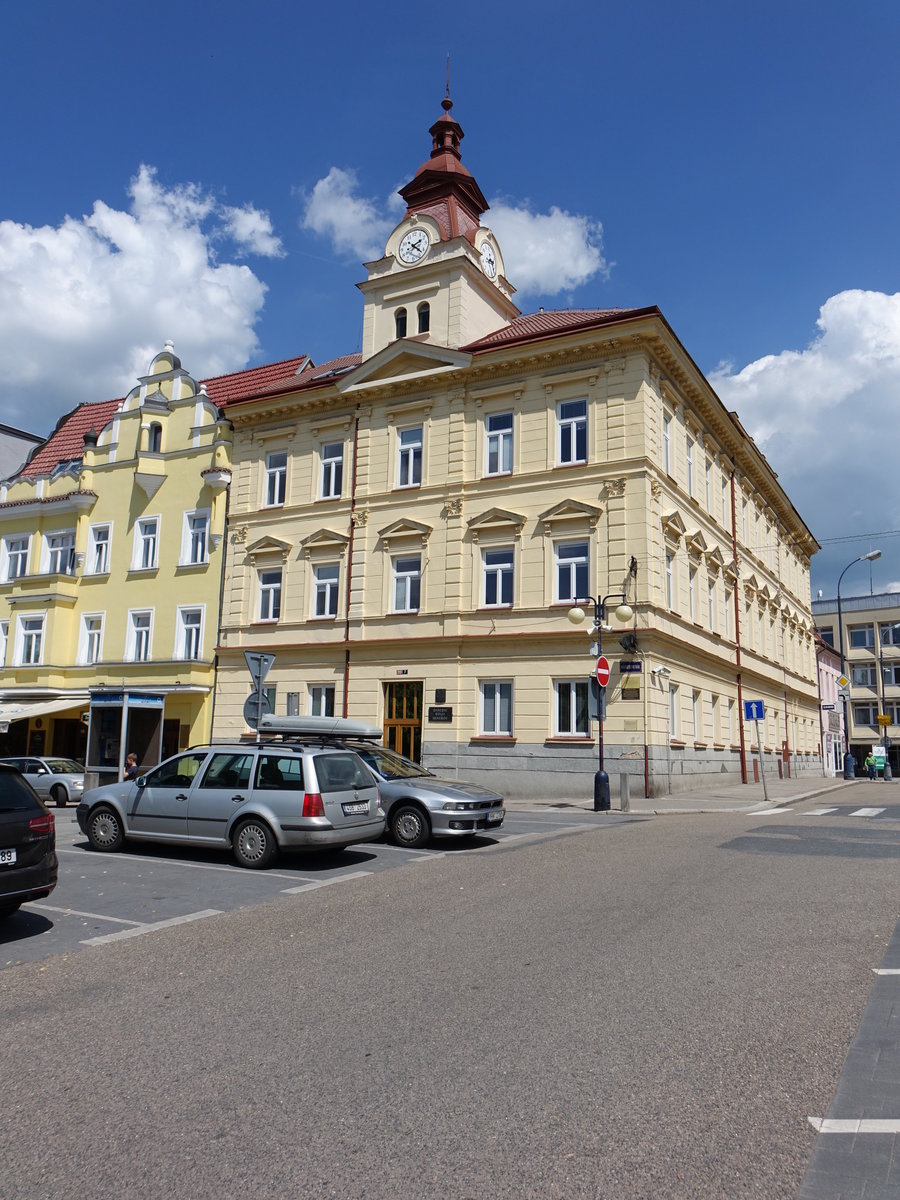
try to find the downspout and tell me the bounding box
[208,472,232,744]
[342,412,361,718]
[730,465,748,783]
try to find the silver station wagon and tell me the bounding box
[76,740,384,869]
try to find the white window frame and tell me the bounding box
[685,436,694,496]
[849,624,875,649]
[397,427,423,489]
[555,540,589,604]
[705,460,711,510]
[668,684,679,739]
[16,613,45,666]
[320,442,343,499]
[557,398,587,466]
[310,684,336,718]
[853,703,878,726]
[126,610,153,663]
[482,547,514,608]
[2,535,30,581]
[0,619,7,667]
[392,555,421,613]
[181,510,210,566]
[44,529,76,575]
[708,578,716,634]
[692,690,701,740]
[286,692,301,717]
[485,411,513,476]
[313,563,340,618]
[725,587,732,639]
[175,607,204,661]
[662,412,671,473]
[688,566,696,621]
[851,664,877,687]
[87,524,111,575]
[132,517,160,571]
[554,679,590,736]
[665,551,674,609]
[481,681,513,736]
[78,613,104,666]
[258,568,282,622]
[721,479,729,527]
[265,450,287,507]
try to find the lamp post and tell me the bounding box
[836,549,881,776]
[567,593,634,810]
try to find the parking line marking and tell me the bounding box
[849,807,885,818]
[282,870,373,894]
[873,968,900,975]
[485,823,599,849]
[80,909,223,945]
[30,903,142,927]
[55,847,310,882]
[809,1117,900,1134]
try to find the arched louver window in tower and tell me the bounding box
[417,302,430,334]
[395,308,408,339]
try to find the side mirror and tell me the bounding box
[135,775,147,788]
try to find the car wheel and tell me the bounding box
[50,784,67,808]
[0,901,22,920]
[232,818,277,869]
[86,805,125,852]
[390,803,430,849]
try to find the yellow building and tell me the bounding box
[0,345,236,779]
[211,96,822,800]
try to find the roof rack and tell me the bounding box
[256,715,383,741]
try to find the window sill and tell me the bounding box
[554,461,588,471]
[470,736,517,745]
[544,736,595,746]
[693,741,708,750]
[127,567,159,576]
[175,562,209,571]
[669,739,686,749]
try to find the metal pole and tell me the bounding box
[755,717,769,802]
[594,596,610,810]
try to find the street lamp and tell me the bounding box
[567,593,634,810]
[836,550,881,776]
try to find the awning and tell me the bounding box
[0,696,89,726]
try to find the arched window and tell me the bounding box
[395,308,407,339]
[148,423,162,453]
[417,302,430,334]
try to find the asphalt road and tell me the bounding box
[3,804,899,1199]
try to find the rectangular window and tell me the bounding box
[310,685,335,717]
[685,437,694,495]
[176,608,203,660]
[818,625,834,647]
[851,664,877,687]
[721,479,729,527]
[881,623,900,647]
[849,624,875,649]
[708,578,716,633]
[692,690,701,739]
[320,442,343,499]
[258,569,282,621]
[398,427,423,488]
[662,412,671,473]
[265,450,287,507]
[46,531,75,574]
[3,536,29,581]
[725,587,732,639]
[558,398,587,465]
[883,664,900,688]
[286,692,300,717]
[742,501,748,545]
[665,552,674,609]
[705,460,711,510]
[18,615,44,665]
[688,567,696,621]
[88,525,110,574]
[79,614,103,665]
[852,703,878,726]
[133,517,159,570]
[555,680,590,736]
[127,611,152,663]
[555,541,589,603]
[183,511,209,565]
[486,412,513,476]
[0,620,7,667]
[728,699,735,744]
[392,555,421,613]
[314,563,340,617]
[668,685,679,739]
[483,548,514,607]
[481,681,512,735]
[886,702,900,725]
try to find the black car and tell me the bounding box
[0,764,58,920]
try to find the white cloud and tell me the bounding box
[487,200,609,296]
[0,165,277,434]
[220,204,285,258]
[301,167,394,261]
[709,290,900,588]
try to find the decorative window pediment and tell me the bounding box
[467,508,526,542]
[378,518,432,552]
[537,499,603,536]
[300,528,350,558]
[662,510,687,544]
[686,530,708,559]
[705,546,726,574]
[246,534,292,566]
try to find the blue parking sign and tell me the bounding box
[743,699,765,722]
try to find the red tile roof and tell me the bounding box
[201,355,311,405]
[463,307,659,350]
[228,354,363,404]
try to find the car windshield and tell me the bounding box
[44,759,83,774]
[354,746,432,781]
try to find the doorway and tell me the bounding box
[383,681,423,762]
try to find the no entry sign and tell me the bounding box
[595,655,611,687]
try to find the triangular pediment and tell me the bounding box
[705,546,726,572]
[378,518,432,549]
[245,534,292,564]
[662,510,687,541]
[300,528,350,555]
[686,530,708,557]
[538,499,603,532]
[467,507,527,539]
[337,339,472,394]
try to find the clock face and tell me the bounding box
[480,242,497,278]
[398,229,430,264]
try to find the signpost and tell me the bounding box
[244,652,275,741]
[743,699,768,801]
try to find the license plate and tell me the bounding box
[0,848,16,866]
[342,802,369,815]
[486,811,504,824]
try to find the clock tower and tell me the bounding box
[358,93,519,360]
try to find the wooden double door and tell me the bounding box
[383,682,423,763]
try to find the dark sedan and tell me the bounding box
[0,764,58,920]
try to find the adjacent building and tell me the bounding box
[210,96,823,799]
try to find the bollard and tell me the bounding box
[620,773,630,812]
[843,752,855,780]
[594,769,611,811]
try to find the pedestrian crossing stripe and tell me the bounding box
[849,807,885,817]
[809,1117,900,1134]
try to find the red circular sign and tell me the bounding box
[596,655,611,687]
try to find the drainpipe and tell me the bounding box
[342,413,361,718]
[730,466,748,783]
[208,463,232,743]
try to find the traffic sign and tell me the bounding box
[743,699,765,722]
[595,655,611,687]
[244,651,275,688]
[242,692,272,729]
[838,675,850,688]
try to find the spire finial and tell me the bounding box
[443,55,452,113]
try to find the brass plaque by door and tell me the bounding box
[383,681,423,762]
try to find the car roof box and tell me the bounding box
[257,715,383,740]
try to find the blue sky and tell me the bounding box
[2,0,898,598]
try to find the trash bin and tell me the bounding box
[843,752,856,780]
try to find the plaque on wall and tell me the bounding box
[428,706,453,723]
